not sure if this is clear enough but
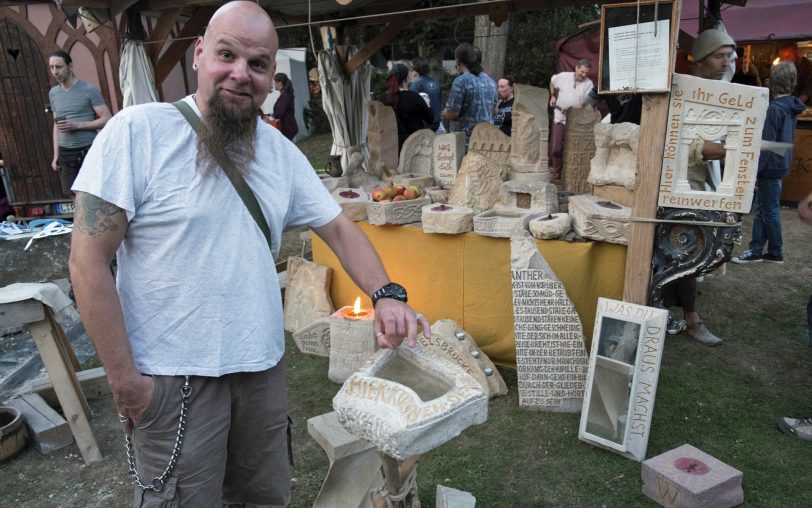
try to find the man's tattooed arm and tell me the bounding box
[73,192,126,238]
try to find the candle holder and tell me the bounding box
[328,305,376,383]
[421,204,473,234]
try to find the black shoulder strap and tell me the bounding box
[172,100,273,254]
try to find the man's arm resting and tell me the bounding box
[70,192,152,427]
[312,213,430,347]
[80,104,111,131]
[52,124,59,171]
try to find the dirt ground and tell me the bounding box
[1,207,810,506]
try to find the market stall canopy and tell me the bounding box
[680,0,812,42]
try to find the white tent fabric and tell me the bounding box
[318,48,371,176]
[120,39,158,108]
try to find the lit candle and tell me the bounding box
[338,296,374,320]
[328,296,377,383]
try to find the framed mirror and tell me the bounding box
[579,298,668,461]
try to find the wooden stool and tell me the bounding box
[0,298,102,464]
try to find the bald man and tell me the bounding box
[69,2,429,505]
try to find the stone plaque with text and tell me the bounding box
[433,132,465,186]
[658,73,768,213]
[511,231,588,412]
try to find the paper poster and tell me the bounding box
[608,20,670,91]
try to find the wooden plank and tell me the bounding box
[27,318,103,464]
[7,393,74,454]
[45,306,83,374]
[32,366,110,409]
[0,299,44,329]
[345,18,407,75]
[622,94,670,305]
[146,7,183,62]
[154,7,214,85]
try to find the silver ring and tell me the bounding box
[118,414,128,423]
[375,331,385,337]
[415,313,424,321]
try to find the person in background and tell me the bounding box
[409,56,442,131]
[272,72,298,140]
[549,58,594,179]
[442,42,498,148]
[69,3,430,504]
[48,49,111,197]
[778,42,812,106]
[733,62,806,265]
[494,74,515,136]
[382,63,434,149]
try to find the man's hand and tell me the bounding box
[550,95,557,107]
[56,119,79,132]
[799,198,812,225]
[373,298,431,349]
[113,373,154,435]
[51,158,59,171]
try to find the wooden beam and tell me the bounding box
[345,17,407,75]
[154,6,213,85]
[622,94,670,305]
[146,7,183,62]
[54,0,110,7]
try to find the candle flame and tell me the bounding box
[353,296,362,315]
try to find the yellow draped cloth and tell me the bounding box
[312,222,626,367]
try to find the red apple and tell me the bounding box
[392,195,406,202]
[395,185,407,196]
[403,188,418,200]
[370,188,386,202]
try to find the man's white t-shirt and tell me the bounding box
[73,96,341,377]
[551,72,594,124]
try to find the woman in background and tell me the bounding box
[273,73,299,140]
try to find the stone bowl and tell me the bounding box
[528,213,571,240]
[333,347,487,460]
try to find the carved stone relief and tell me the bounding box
[589,122,640,190]
[562,106,601,194]
[396,129,435,176]
[367,101,399,178]
[468,123,511,165]
[447,152,508,213]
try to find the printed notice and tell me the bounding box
[608,20,670,91]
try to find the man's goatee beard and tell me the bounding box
[196,93,258,176]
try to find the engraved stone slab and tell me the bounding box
[529,213,572,240]
[658,73,768,213]
[368,100,399,178]
[473,209,545,238]
[425,185,452,204]
[642,444,744,508]
[396,129,435,176]
[589,122,640,190]
[333,346,488,460]
[508,170,550,184]
[592,184,634,208]
[568,194,631,245]
[562,106,601,194]
[366,197,431,226]
[392,174,436,190]
[579,298,668,462]
[511,84,550,171]
[421,204,474,235]
[468,123,511,164]
[421,319,508,398]
[436,485,476,508]
[328,308,377,383]
[284,257,334,334]
[331,187,371,222]
[448,152,508,214]
[496,180,558,214]
[433,132,465,186]
[293,317,331,357]
[320,174,351,192]
[511,231,588,412]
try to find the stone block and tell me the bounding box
[319,174,350,193]
[448,152,508,214]
[425,185,452,204]
[510,84,550,171]
[366,197,431,226]
[421,204,474,235]
[473,209,544,238]
[392,174,436,190]
[642,444,743,508]
[433,132,465,186]
[589,122,639,190]
[568,194,631,245]
[468,123,511,164]
[292,317,331,357]
[333,347,488,460]
[396,129,435,176]
[511,231,588,412]
[283,257,334,333]
[7,393,73,454]
[328,307,377,383]
[529,213,571,240]
[368,100,399,178]
[421,319,508,398]
[508,170,550,184]
[562,106,601,194]
[496,180,558,214]
[331,188,370,222]
[436,485,476,508]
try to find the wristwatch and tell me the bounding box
[371,282,408,307]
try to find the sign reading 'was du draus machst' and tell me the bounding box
[658,73,769,214]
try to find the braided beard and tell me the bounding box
[196,93,258,176]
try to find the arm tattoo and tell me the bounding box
[75,193,124,237]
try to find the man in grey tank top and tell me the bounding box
[48,49,111,197]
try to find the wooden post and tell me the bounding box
[622,93,670,305]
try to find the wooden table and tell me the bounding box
[0,298,102,464]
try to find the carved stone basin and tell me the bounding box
[333,347,487,460]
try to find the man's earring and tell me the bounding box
[193,63,198,71]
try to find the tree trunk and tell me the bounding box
[474,12,511,79]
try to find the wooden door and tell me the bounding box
[0,19,60,202]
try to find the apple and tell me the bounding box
[383,185,397,199]
[403,188,418,200]
[395,185,407,196]
[392,195,406,202]
[370,188,386,202]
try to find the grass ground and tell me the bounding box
[2,134,811,506]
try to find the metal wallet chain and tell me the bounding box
[125,375,192,492]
